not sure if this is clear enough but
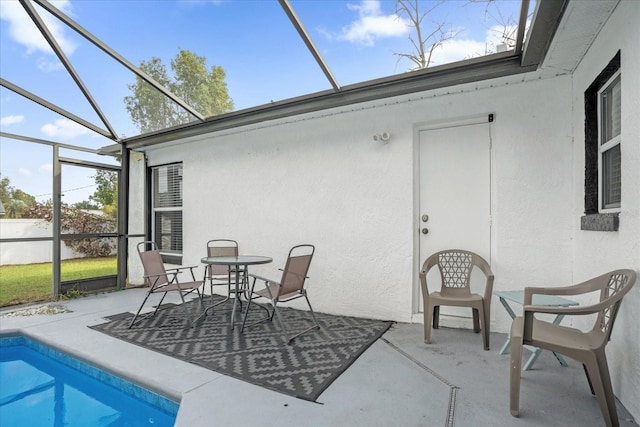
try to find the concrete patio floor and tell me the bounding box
[0,288,637,427]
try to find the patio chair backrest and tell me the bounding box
[279,245,315,297]
[207,239,239,276]
[589,270,636,344]
[137,241,169,287]
[423,249,492,298]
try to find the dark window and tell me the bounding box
[581,51,621,231]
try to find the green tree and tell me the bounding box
[12,189,35,207]
[0,175,11,207]
[73,200,100,210]
[0,174,36,218]
[5,199,28,219]
[89,170,118,218]
[124,49,234,133]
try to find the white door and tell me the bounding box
[418,120,492,319]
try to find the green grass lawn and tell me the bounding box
[0,256,117,307]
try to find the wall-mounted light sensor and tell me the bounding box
[373,132,390,143]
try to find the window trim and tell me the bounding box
[597,71,621,212]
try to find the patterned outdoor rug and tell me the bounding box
[90,296,392,401]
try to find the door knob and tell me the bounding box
[421,214,429,222]
[421,228,429,235]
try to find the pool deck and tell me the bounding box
[1,288,637,427]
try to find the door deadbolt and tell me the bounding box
[421,228,429,235]
[421,214,429,223]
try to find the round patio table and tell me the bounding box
[200,255,272,328]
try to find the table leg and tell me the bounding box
[523,347,543,370]
[498,297,516,355]
[194,267,209,323]
[230,266,241,329]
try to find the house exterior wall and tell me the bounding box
[137,2,640,418]
[569,0,640,418]
[142,72,574,328]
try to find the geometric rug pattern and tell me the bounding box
[90,296,392,401]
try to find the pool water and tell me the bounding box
[0,336,178,427]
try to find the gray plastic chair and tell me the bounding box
[130,241,204,328]
[509,269,636,427]
[241,244,319,344]
[420,249,494,350]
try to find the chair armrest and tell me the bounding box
[166,265,199,281]
[143,271,179,289]
[523,300,607,317]
[248,273,279,285]
[520,299,612,342]
[524,284,629,317]
[523,279,606,304]
[166,265,198,273]
[143,271,177,280]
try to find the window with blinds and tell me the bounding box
[152,163,183,262]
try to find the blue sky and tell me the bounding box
[0,0,526,204]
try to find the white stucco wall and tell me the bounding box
[143,71,574,328]
[135,2,639,418]
[569,0,640,419]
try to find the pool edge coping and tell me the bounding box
[0,330,182,414]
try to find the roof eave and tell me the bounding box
[124,53,536,151]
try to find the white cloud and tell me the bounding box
[330,0,409,46]
[39,163,53,173]
[41,119,89,139]
[37,56,64,72]
[18,168,32,177]
[429,38,487,66]
[0,115,25,126]
[427,24,521,67]
[0,0,77,58]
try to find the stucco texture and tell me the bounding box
[145,74,575,327]
[138,2,639,418]
[569,0,640,419]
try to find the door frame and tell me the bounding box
[54,150,122,295]
[411,113,495,318]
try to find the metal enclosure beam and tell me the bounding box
[0,132,102,153]
[20,0,118,139]
[1,79,112,138]
[52,146,62,296]
[32,0,205,123]
[514,0,531,54]
[279,0,340,91]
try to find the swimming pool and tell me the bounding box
[0,335,178,426]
